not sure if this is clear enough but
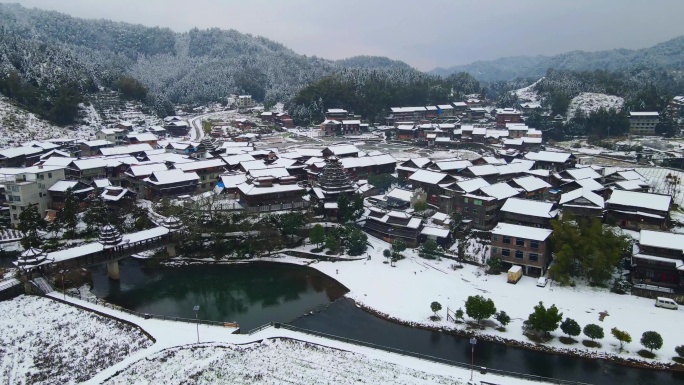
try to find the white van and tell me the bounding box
[655,297,678,310]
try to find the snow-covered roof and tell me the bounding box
[409,169,450,185]
[121,226,169,244]
[433,160,472,171]
[100,143,153,156]
[327,108,348,113]
[145,169,199,185]
[512,176,551,192]
[101,186,131,201]
[48,180,92,193]
[239,160,268,170]
[573,178,605,191]
[614,180,649,191]
[386,188,413,202]
[639,230,684,252]
[633,254,684,268]
[607,190,671,212]
[127,133,158,142]
[421,226,450,238]
[221,154,256,166]
[219,173,248,188]
[453,178,490,193]
[93,178,111,188]
[616,170,646,181]
[126,163,168,177]
[629,112,659,117]
[173,159,226,172]
[478,183,521,200]
[47,242,103,263]
[492,223,552,241]
[325,144,360,156]
[247,167,290,178]
[481,156,507,165]
[559,188,605,208]
[342,120,361,125]
[221,141,252,148]
[501,198,556,218]
[237,182,304,196]
[403,158,431,169]
[565,168,602,180]
[524,151,573,163]
[81,140,111,147]
[467,164,499,176]
[146,153,195,164]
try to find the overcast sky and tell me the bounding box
[5,0,684,71]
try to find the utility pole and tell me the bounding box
[469,337,477,381]
[193,305,200,343]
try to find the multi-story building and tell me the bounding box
[95,129,126,146]
[143,169,200,199]
[500,198,557,228]
[632,230,684,293]
[172,158,227,192]
[605,190,671,230]
[629,112,659,135]
[2,166,66,226]
[236,95,254,109]
[491,223,553,276]
[495,108,523,128]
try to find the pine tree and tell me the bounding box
[59,188,80,237]
[18,204,45,249]
[309,224,325,250]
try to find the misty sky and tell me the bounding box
[5,0,684,71]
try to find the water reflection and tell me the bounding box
[90,259,348,330]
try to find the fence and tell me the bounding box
[60,291,240,330]
[244,322,591,385]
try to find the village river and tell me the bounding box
[91,259,682,385]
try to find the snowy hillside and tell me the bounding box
[0,296,152,385]
[0,97,77,147]
[102,339,463,385]
[512,78,543,103]
[567,92,624,120]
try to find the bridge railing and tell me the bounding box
[60,291,239,330]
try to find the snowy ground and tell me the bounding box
[0,97,96,147]
[513,78,543,103]
[0,296,152,385]
[567,93,624,121]
[274,232,684,365]
[102,339,465,385]
[41,292,541,385]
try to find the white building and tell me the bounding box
[1,166,66,226]
[629,112,659,135]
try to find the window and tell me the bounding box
[516,238,525,246]
[502,248,510,256]
[12,196,20,202]
[530,240,539,249]
[464,207,469,213]
[492,235,498,242]
[492,247,498,254]
[464,197,469,203]
[12,214,17,220]
[38,174,44,180]
[473,208,478,214]
[474,199,483,206]
[503,236,511,244]
[515,250,524,259]
[11,205,16,210]
[529,253,539,262]
[48,173,52,178]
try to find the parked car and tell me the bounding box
[536,277,548,287]
[655,297,678,310]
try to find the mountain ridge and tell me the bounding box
[430,35,684,81]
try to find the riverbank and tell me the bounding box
[156,251,684,373]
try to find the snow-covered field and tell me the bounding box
[567,92,624,120]
[276,232,684,365]
[102,339,463,385]
[0,296,152,385]
[0,97,96,147]
[513,78,543,103]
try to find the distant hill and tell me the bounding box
[431,36,684,81]
[0,3,416,120]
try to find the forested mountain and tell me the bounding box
[0,4,415,124]
[431,36,684,82]
[287,69,482,125]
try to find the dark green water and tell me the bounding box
[90,258,683,385]
[90,259,348,331]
